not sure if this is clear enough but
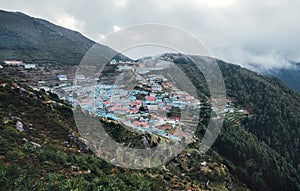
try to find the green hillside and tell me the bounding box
[0,74,249,190]
[174,56,300,191]
[0,10,128,65]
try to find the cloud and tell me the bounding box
[172,0,237,8]
[113,25,121,32]
[56,13,85,31]
[250,53,291,70]
[219,48,292,71]
[0,0,299,70]
[113,0,127,7]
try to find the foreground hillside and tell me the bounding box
[0,74,249,190]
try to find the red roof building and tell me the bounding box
[145,96,155,101]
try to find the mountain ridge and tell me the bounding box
[0,10,128,65]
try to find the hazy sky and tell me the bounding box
[1,0,300,70]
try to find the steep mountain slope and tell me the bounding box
[0,10,127,65]
[219,61,300,190]
[173,56,300,191]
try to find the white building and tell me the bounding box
[152,83,162,92]
[57,75,68,81]
[118,65,134,71]
[4,60,23,66]
[38,80,45,84]
[110,59,117,65]
[24,64,36,69]
[147,105,158,112]
[75,75,86,80]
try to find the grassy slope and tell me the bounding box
[0,75,248,191]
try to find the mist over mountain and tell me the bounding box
[262,62,300,92]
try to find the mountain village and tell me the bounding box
[0,57,249,143]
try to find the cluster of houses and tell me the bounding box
[3,60,36,69]
[74,72,200,141]
[223,100,248,114]
[1,60,79,91]
[1,58,202,142]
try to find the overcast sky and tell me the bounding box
[1,0,300,70]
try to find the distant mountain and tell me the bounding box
[0,10,128,65]
[262,63,300,92]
